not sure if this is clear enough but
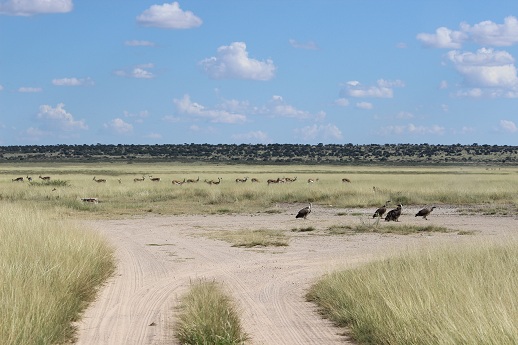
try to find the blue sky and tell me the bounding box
[1,1,518,146]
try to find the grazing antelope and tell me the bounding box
[149,176,161,182]
[134,176,145,182]
[251,178,260,183]
[235,177,248,183]
[81,198,99,204]
[39,175,51,181]
[211,177,222,185]
[267,177,280,185]
[285,177,297,183]
[172,178,186,185]
[93,176,106,183]
[186,176,199,183]
[342,178,351,183]
[12,177,24,182]
[26,175,33,182]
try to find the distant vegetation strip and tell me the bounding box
[1,143,518,164]
[307,241,518,344]
[0,203,114,345]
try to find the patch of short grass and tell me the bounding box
[307,241,518,344]
[207,229,289,247]
[291,226,316,232]
[175,279,248,345]
[328,220,451,235]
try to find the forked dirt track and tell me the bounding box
[75,205,518,345]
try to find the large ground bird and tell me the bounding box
[296,203,312,219]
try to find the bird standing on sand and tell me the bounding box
[415,206,436,220]
[385,204,403,222]
[296,203,312,219]
[373,200,391,218]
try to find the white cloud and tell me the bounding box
[136,2,202,29]
[104,118,133,134]
[500,120,518,133]
[37,103,87,131]
[125,40,155,47]
[199,42,276,80]
[342,79,404,98]
[0,84,4,91]
[266,95,324,119]
[334,98,349,107]
[294,123,343,141]
[418,16,518,48]
[439,80,448,89]
[381,123,445,136]
[289,39,318,50]
[356,102,373,110]
[396,111,414,119]
[114,64,155,79]
[52,77,93,86]
[18,86,42,92]
[232,130,271,144]
[174,94,246,124]
[0,0,72,16]
[417,27,466,49]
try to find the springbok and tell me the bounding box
[93,176,106,183]
[235,177,248,183]
[267,177,280,185]
[134,176,145,182]
[12,177,24,182]
[149,176,161,182]
[39,175,51,181]
[26,175,33,182]
[251,178,260,183]
[342,178,351,183]
[172,178,186,185]
[186,177,199,183]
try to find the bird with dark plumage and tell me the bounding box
[415,206,436,220]
[296,203,312,219]
[385,204,403,222]
[373,200,391,218]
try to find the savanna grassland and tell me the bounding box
[3,161,518,345]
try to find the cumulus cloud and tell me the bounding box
[232,130,271,144]
[342,79,404,98]
[294,123,343,142]
[265,95,324,119]
[104,118,133,134]
[136,2,202,29]
[0,0,72,16]
[114,64,155,79]
[199,42,276,80]
[52,77,93,86]
[334,98,349,107]
[500,120,518,133]
[289,39,318,50]
[356,102,373,110]
[37,103,87,131]
[418,16,518,48]
[174,94,246,124]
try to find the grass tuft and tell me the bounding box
[207,229,289,247]
[175,279,248,345]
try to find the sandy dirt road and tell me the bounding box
[75,205,518,345]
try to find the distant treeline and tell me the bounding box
[1,143,517,165]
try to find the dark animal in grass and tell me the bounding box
[373,200,391,218]
[385,204,403,222]
[415,206,436,220]
[296,203,312,219]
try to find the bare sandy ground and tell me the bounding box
[75,205,518,345]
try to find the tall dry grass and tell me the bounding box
[307,241,518,344]
[0,203,114,345]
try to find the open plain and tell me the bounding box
[75,205,518,345]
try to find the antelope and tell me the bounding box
[26,175,33,182]
[267,177,280,185]
[93,176,106,183]
[307,178,315,184]
[39,175,51,181]
[149,176,161,182]
[235,177,248,183]
[251,178,260,183]
[12,177,24,182]
[186,176,199,183]
[285,177,297,183]
[211,177,222,185]
[342,178,351,183]
[118,178,122,184]
[172,178,186,185]
[134,176,145,182]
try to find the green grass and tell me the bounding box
[175,279,249,345]
[0,203,114,345]
[327,218,452,235]
[206,229,289,247]
[307,241,518,344]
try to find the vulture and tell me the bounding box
[296,203,312,219]
[373,200,391,218]
[385,204,403,222]
[415,206,436,220]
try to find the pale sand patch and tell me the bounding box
[75,205,518,345]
